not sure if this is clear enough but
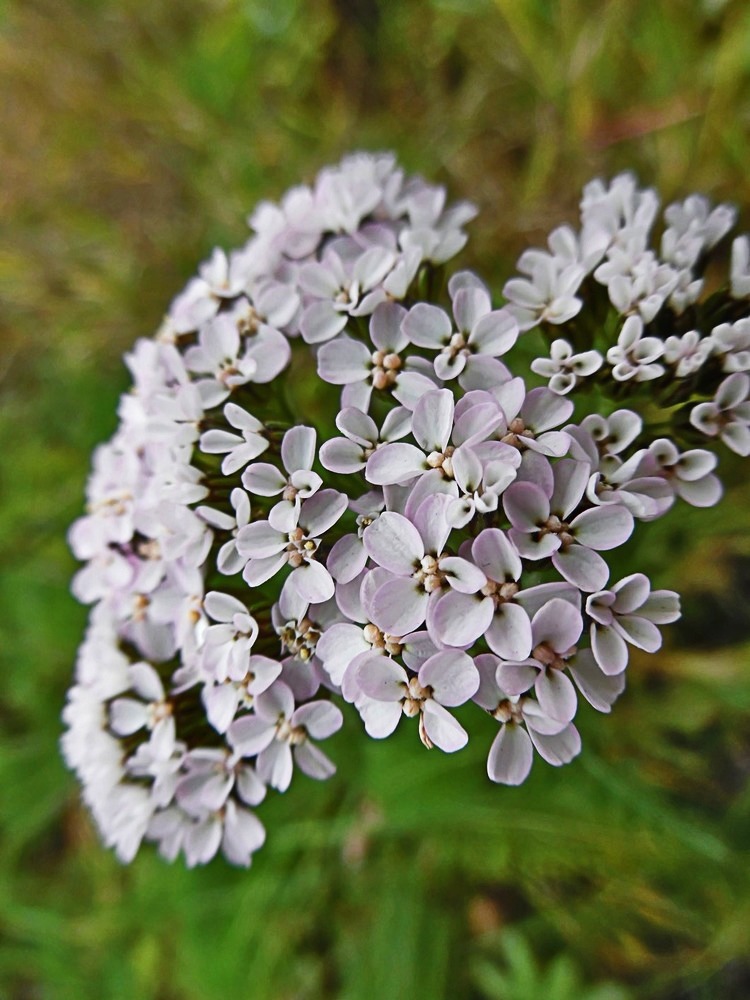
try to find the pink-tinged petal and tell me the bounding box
[354,245,396,290]
[509,528,561,561]
[316,623,370,685]
[244,325,291,382]
[203,684,240,733]
[320,437,365,473]
[591,624,629,675]
[246,656,283,695]
[434,351,467,380]
[495,659,538,696]
[203,591,247,623]
[392,370,440,410]
[453,399,505,446]
[472,528,522,583]
[227,715,276,757]
[358,567,391,621]
[200,428,243,454]
[317,337,371,383]
[279,658,320,703]
[453,286,490,331]
[224,402,264,433]
[613,615,662,652]
[287,561,335,604]
[421,700,468,753]
[722,421,750,456]
[356,655,408,701]
[610,573,651,613]
[242,552,287,586]
[294,741,336,781]
[412,492,453,556]
[520,699,567,736]
[448,270,487,297]
[381,406,412,442]
[412,389,455,453]
[359,698,403,738]
[242,463,287,496]
[292,700,343,739]
[521,387,574,433]
[370,577,430,635]
[370,301,408,353]
[184,819,223,867]
[459,356,512,392]
[550,459,589,518]
[401,631,442,670]
[366,443,426,484]
[530,598,583,652]
[109,699,148,736]
[503,481,550,532]
[672,447,717,481]
[515,581,581,618]
[439,556,486,593]
[524,430,571,458]
[403,470,458,522]
[451,445,483,494]
[327,534,367,584]
[675,475,722,507]
[221,802,266,866]
[282,425,316,473]
[177,771,233,813]
[341,651,379,702]
[716,371,749,408]
[552,546,609,592]
[254,680,295,722]
[569,649,625,713]
[256,740,294,791]
[336,407,378,446]
[301,301,348,344]
[267,498,300,535]
[236,520,286,559]
[447,497,475,529]
[432,591,494,647]
[486,603,533,660]
[527,723,581,766]
[470,308,518,356]
[299,261,341,298]
[363,510,423,573]
[571,505,634,550]
[342,379,373,412]
[130,661,165,701]
[299,490,348,536]
[403,302,452,348]
[535,669,578,723]
[515,449,555,495]
[235,766,266,807]
[419,650,479,706]
[473,652,503,710]
[638,590,681,624]
[291,467,322,496]
[487,724,533,785]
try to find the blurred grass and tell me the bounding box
[3,0,750,997]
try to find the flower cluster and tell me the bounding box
[506,174,750,459]
[63,155,748,868]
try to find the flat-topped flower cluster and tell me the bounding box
[63,154,748,868]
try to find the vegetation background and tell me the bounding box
[3,0,750,997]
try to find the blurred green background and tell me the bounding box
[3,1,750,997]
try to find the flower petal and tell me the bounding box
[487,724,533,785]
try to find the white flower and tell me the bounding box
[531,338,603,394]
[606,316,665,382]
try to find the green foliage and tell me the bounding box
[3,0,750,997]
[472,928,631,1000]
